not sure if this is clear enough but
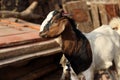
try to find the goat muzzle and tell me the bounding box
[39,32,48,38]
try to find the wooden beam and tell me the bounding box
[91,3,100,28]
[0,40,61,68]
[105,3,120,21]
[17,64,58,80]
[63,1,93,33]
[98,4,108,25]
[0,54,61,80]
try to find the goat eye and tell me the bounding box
[54,21,57,23]
[113,27,118,30]
[52,20,57,24]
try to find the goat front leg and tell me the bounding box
[60,57,71,80]
[82,65,94,80]
[60,55,71,80]
[61,69,71,80]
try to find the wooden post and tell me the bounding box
[118,0,120,9]
[91,3,100,29]
[89,2,120,26]
[98,4,108,25]
[105,3,120,21]
[63,1,93,33]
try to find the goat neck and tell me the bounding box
[60,23,92,75]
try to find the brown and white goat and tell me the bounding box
[39,10,120,80]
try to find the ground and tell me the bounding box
[37,67,117,80]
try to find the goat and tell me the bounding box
[109,17,120,35]
[39,10,120,80]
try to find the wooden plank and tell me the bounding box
[0,46,61,68]
[0,40,60,60]
[0,55,59,80]
[0,28,22,37]
[0,27,36,37]
[0,24,8,29]
[0,19,40,30]
[0,32,41,48]
[0,47,61,67]
[105,3,120,21]
[91,3,100,29]
[63,1,93,33]
[40,68,62,80]
[0,18,62,80]
[0,18,41,47]
[98,4,108,25]
[118,0,120,9]
[91,3,119,26]
[17,64,57,80]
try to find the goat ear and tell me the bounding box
[48,19,68,37]
[56,19,68,35]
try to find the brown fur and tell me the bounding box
[40,11,92,75]
[58,18,92,74]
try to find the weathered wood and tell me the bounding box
[90,2,120,27]
[0,19,62,68]
[0,18,44,48]
[0,47,61,68]
[0,25,8,29]
[91,3,100,28]
[98,4,108,25]
[0,32,44,48]
[0,28,35,37]
[0,40,61,68]
[118,0,120,9]
[63,1,93,33]
[0,54,61,80]
[0,18,40,31]
[0,40,59,59]
[17,64,58,80]
[105,3,120,21]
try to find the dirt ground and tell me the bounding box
[38,67,117,80]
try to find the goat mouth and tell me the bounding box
[39,31,60,39]
[39,32,48,38]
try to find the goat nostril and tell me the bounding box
[39,32,43,34]
[39,33,41,37]
[39,32,42,36]
[39,32,45,38]
[39,32,47,38]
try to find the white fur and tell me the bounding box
[40,11,55,32]
[60,55,79,80]
[61,25,120,80]
[109,17,120,35]
[83,25,120,80]
[54,36,62,47]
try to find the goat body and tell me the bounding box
[39,10,120,80]
[59,25,120,80]
[83,25,120,80]
[109,17,120,35]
